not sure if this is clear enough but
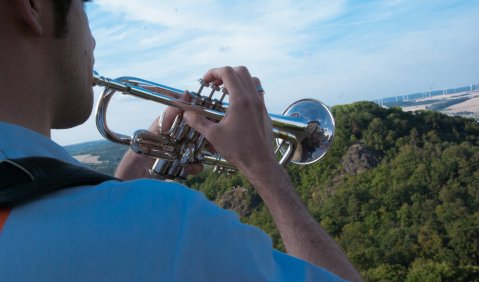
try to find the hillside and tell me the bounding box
[64,140,127,175]
[66,102,479,281]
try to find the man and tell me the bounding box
[0,0,362,281]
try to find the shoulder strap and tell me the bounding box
[0,208,10,232]
[0,157,119,208]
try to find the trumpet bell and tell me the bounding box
[276,99,335,165]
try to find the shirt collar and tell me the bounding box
[0,121,82,166]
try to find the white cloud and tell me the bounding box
[52,0,479,145]
[94,0,344,30]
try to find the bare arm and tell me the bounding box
[246,163,362,281]
[183,66,362,281]
[114,66,361,280]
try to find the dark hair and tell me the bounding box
[52,0,72,38]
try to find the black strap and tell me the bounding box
[0,157,119,208]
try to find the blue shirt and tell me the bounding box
[0,122,345,281]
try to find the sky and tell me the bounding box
[52,0,479,145]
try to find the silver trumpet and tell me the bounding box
[93,71,335,179]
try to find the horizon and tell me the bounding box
[52,0,479,146]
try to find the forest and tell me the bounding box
[75,101,479,281]
[184,102,479,281]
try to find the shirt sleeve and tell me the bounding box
[168,183,347,282]
[0,178,346,282]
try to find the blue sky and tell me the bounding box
[52,0,479,145]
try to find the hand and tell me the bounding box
[130,67,362,279]
[182,66,279,179]
[115,91,202,180]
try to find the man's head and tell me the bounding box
[0,0,96,135]
[50,0,96,129]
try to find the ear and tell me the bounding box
[14,0,44,35]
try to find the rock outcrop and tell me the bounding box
[342,143,383,175]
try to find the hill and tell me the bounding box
[65,102,479,281]
[64,140,127,175]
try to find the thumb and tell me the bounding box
[183,111,215,138]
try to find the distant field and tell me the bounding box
[401,91,479,119]
[65,140,128,175]
[74,154,104,164]
[443,95,479,113]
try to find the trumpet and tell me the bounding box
[93,71,335,179]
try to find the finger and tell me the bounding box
[156,91,192,134]
[183,111,216,140]
[228,66,263,103]
[232,66,257,97]
[251,77,265,102]
[202,67,245,105]
[158,107,182,134]
[203,67,225,86]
